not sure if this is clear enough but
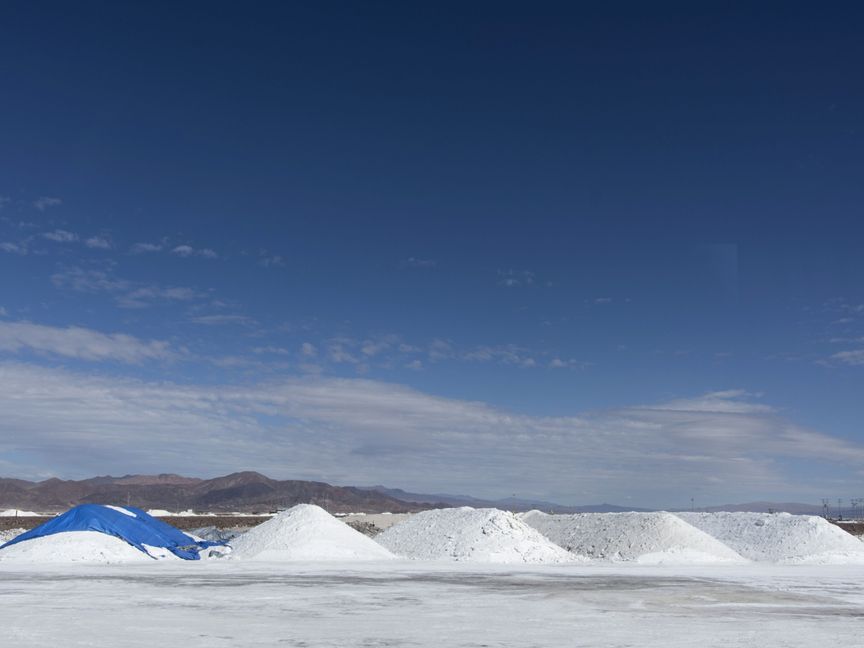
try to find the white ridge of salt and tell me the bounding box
[103,505,137,517]
[376,507,584,564]
[0,531,154,563]
[677,512,864,564]
[229,504,395,561]
[520,511,746,564]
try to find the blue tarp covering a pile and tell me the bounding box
[1,504,225,560]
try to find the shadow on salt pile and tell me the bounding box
[0,504,226,563]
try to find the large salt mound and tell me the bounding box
[376,507,583,563]
[0,531,157,563]
[677,512,864,564]
[229,504,395,561]
[521,511,746,564]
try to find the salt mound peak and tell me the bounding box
[376,507,583,564]
[521,511,746,564]
[229,503,395,561]
[678,512,864,564]
[0,531,156,564]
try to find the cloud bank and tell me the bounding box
[0,362,860,506]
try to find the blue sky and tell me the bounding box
[1,2,863,507]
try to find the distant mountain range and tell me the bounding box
[357,486,652,513]
[0,472,426,514]
[0,472,834,515]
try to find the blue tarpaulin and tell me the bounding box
[1,504,225,560]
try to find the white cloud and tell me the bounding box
[548,357,588,369]
[498,269,535,287]
[0,307,7,317]
[42,229,78,243]
[51,266,201,309]
[0,322,174,363]
[130,242,164,254]
[84,236,112,249]
[0,367,861,503]
[404,257,436,268]
[0,196,10,209]
[462,344,537,368]
[301,342,318,357]
[33,197,62,211]
[172,245,218,259]
[188,314,256,326]
[0,242,26,255]
[830,349,864,366]
[252,346,292,356]
[258,252,284,267]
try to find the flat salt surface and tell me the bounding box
[678,512,864,564]
[0,531,154,563]
[522,511,746,563]
[377,507,582,563]
[2,561,864,647]
[230,504,395,561]
[0,508,40,517]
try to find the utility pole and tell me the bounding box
[837,498,843,520]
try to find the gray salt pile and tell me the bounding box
[677,512,864,564]
[521,511,746,564]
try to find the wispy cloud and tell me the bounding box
[42,229,78,243]
[498,269,535,287]
[404,257,437,268]
[0,321,174,363]
[172,244,218,259]
[84,236,112,249]
[830,349,864,366]
[462,344,537,368]
[0,242,27,255]
[33,196,62,211]
[130,242,164,254]
[0,368,860,502]
[51,266,202,309]
[257,250,284,267]
[188,314,256,326]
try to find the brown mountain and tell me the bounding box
[0,472,431,514]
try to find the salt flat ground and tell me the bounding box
[1,562,862,647]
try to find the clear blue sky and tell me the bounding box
[1,1,863,507]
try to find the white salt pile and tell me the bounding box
[0,531,157,564]
[677,512,864,564]
[229,504,395,561]
[521,511,746,564]
[376,507,583,564]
